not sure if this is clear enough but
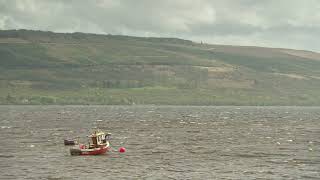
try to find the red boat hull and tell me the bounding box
[70,145,110,156]
[80,146,110,155]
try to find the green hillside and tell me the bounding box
[1,29,320,105]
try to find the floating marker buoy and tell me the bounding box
[119,147,126,153]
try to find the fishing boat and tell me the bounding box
[70,131,111,156]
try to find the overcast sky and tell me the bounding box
[0,0,319,52]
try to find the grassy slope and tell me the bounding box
[1,29,320,105]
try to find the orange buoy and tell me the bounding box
[119,147,126,153]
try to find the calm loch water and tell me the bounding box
[0,106,319,179]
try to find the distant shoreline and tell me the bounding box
[1,29,320,106]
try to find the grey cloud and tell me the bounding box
[0,0,319,51]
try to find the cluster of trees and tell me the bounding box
[1,93,138,105]
[93,80,145,89]
[3,94,56,105]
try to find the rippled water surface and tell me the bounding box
[0,106,319,179]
